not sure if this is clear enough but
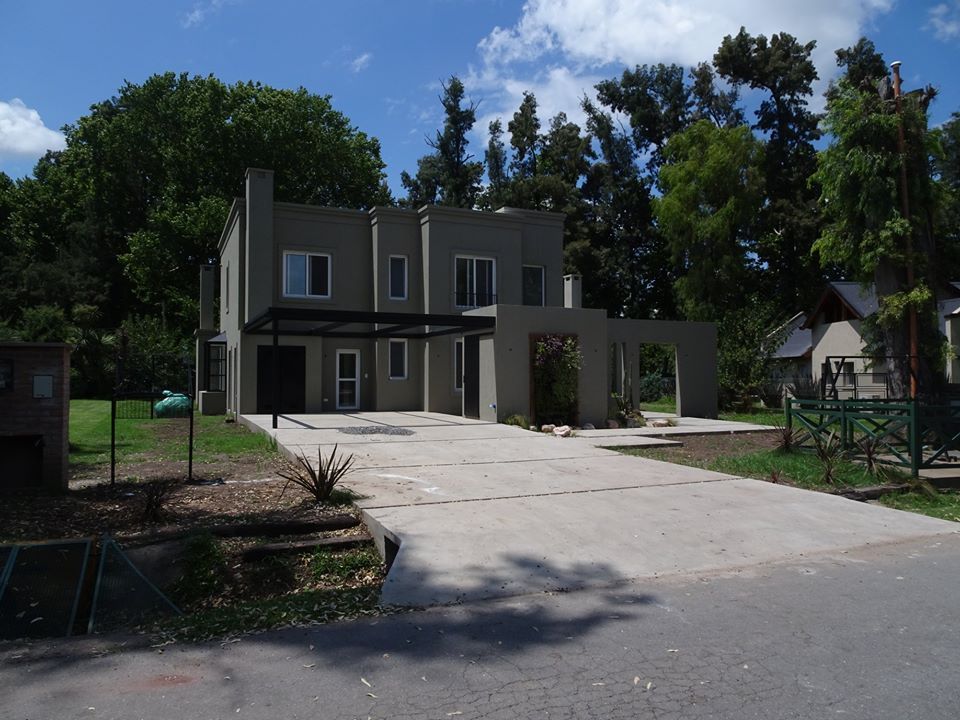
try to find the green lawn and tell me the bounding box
[638,394,784,426]
[620,445,884,489]
[69,399,276,466]
[619,438,960,523]
[878,490,960,522]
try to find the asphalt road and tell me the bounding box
[4,532,960,720]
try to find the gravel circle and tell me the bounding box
[337,426,416,436]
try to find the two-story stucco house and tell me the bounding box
[196,168,719,426]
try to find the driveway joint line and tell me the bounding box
[357,475,737,510]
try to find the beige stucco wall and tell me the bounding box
[608,319,718,419]
[810,319,869,377]
[218,204,244,416]
[421,208,524,314]
[371,208,423,313]
[467,305,609,425]
[947,315,960,383]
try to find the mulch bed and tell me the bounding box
[642,431,778,465]
[0,472,358,544]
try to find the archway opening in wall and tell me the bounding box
[616,343,676,415]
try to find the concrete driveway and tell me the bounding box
[243,412,958,607]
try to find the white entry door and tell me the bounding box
[336,350,360,410]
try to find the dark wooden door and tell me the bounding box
[256,346,306,414]
[463,335,480,418]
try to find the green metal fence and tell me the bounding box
[786,398,960,476]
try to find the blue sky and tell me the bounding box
[2,0,958,196]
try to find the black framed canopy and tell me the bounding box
[243,307,496,428]
[244,307,496,340]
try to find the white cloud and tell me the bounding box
[474,0,896,124]
[351,52,373,73]
[480,0,893,74]
[472,65,603,140]
[0,99,66,158]
[182,0,233,28]
[927,2,960,40]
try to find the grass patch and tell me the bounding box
[620,445,902,489]
[638,395,677,413]
[69,399,276,466]
[311,546,382,583]
[717,408,783,426]
[637,394,784,426]
[879,490,960,522]
[70,399,152,464]
[709,449,883,488]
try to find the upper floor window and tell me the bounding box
[284,251,330,298]
[455,256,496,308]
[389,255,408,300]
[522,265,545,306]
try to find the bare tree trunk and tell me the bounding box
[874,262,910,399]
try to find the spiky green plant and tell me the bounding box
[813,431,844,485]
[278,444,355,503]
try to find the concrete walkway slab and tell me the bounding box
[574,435,683,448]
[242,409,958,609]
[330,436,614,470]
[577,417,773,437]
[351,454,733,507]
[373,478,957,606]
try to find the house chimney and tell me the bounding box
[563,274,582,309]
[199,265,216,330]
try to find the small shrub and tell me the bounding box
[813,431,844,485]
[772,422,802,453]
[787,375,819,400]
[279,444,355,503]
[503,414,530,429]
[636,373,664,403]
[855,435,884,477]
[140,479,178,524]
[611,392,646,427]
[758,381,783,409]
[533,334,582,425]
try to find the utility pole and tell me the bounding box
[890,60,919,400]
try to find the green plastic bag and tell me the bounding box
[154,390,192,418]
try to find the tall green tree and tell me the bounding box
[401,76,484,208]
[484,118,509,209]
[586,63,743,319]
[655,120,764,321]
[508,92,541,179]
[935,112,960,278]
[4,72,391,341]
[574,99,664,318]
[834,37,889,91]
[715,28,823,315]
[813,77,941,396]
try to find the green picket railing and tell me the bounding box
[785,397,960,476]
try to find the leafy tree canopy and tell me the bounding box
[2,72,390,341]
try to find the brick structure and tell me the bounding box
[0,343,71,491]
